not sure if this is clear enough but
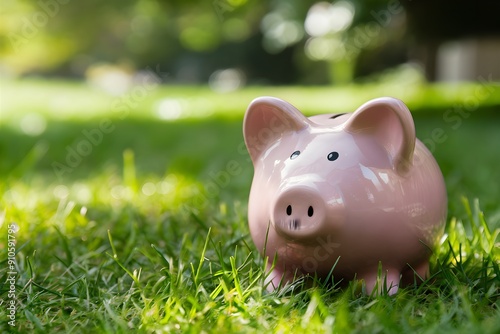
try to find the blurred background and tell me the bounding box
[2,0,500,88]
[1,0,500,225]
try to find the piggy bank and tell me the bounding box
[243,96,447,294]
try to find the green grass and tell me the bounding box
[1,79,499,333]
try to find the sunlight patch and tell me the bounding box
[20,113,46,136]
[141,182,156,196]
[209,68,245,93]
[53,185,69,199]
[155,97,214,120]
[156,98,184,120]
[111,185,133,200]
[72,183,92,204]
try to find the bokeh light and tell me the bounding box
[260,6,304,54]
[20,113,47,136]
[86,64,133,96]
[305,36,345,61]
[305,1,355,37]
[156,98,184,120]
[209,68,246,93]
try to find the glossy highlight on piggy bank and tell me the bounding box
[243,97,447,294]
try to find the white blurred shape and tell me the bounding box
[80,206,88,216]
[73,183,92,204]
[261,8,304,53]
[20,113,47,136]
[305,36,344,61]
[305,2,333,37]
[53,185,69,199]
[305,1,354,37]
[86,64,133,96]
[156,98,184,120]
[209,68,245,93]
[437,38,500,82]
[142,182,156,196]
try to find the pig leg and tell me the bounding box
[401,260,429,287]
[412,260,430,279]
[361,268,401,295]
[264,264,296,292]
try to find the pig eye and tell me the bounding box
[290,150,301,160]
[327,151,339,161]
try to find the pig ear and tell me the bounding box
[244,97,310,163]
[344,97,416,174]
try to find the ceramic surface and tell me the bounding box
[243,96,447,294]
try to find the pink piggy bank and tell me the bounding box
[243,96,447,294]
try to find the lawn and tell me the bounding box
[0,79,499,333]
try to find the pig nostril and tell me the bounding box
[286,205,292,216]
[307,206,314,217]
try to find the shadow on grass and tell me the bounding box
[0,116,250,181]
[1,109,499,224]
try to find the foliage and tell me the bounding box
[1,0,413,83]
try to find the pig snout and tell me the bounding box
[272,186,327,239]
